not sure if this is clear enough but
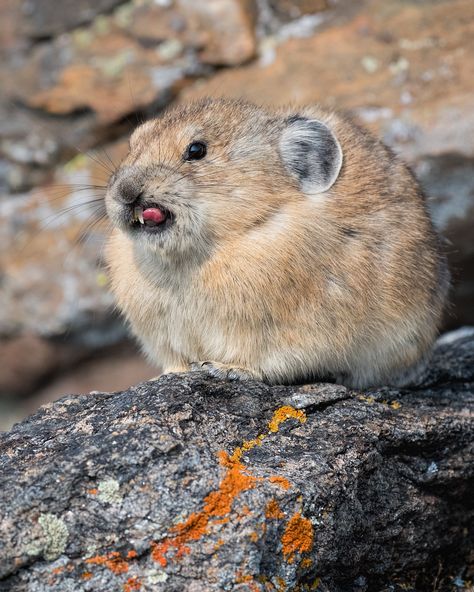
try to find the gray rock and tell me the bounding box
[416,154,474,328]
[20,0,126,38]
[0,330,472,591]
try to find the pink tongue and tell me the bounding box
[143,208,166,224]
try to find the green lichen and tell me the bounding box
[23,540,44,557]
[158,39,183,61]
[97,478,123,504]
[93,15,111,35]
[38,513,69,561]
[86,542,98,555]
[145,569,169,584]
[72,28,94,48]
[95,50,134,78]
[114,2,135,28]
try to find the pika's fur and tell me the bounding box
[105,98,449,388]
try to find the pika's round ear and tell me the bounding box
[279,115,343,195]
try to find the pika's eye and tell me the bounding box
[185,141,207,161]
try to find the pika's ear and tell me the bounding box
[279,115,343,195]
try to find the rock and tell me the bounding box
[415,154,474,328]
[20,0,126,39]
[6,30,189,125]
[0,329,472,591]
[0,334,74,398]
[176,0,258,66]
[2,0,258,142]
[0,340,157,432]
[0,0,24,52]
[267,0,328,22]
[0,0,261,195]
[0,140,127,340]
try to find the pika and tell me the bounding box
[105,98,449,388]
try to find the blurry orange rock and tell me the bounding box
[268,0,328,22]
[177,0,258,66]
[8,0,258,125]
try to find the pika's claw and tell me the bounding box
[191,361,257,382]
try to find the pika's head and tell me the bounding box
[105,98,342,256]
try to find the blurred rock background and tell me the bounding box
[1,0,473,430]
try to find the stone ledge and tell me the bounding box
[0,329,473,591]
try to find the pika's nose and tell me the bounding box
[110,166,143,205]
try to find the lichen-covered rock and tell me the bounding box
[20,0,126,38]
[0,329,472,591]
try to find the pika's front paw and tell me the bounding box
[190,361,257,382]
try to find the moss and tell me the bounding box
[97,478,123,504]
[38,513,69,561]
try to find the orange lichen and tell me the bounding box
[269,476,291,490]
[123,576,142,591]
[358,395,375,404]
[275,576,286,591]
[86,551,129,574]
[213,538,225,551]
[265,499,284,520]
[301,557,313,568]
[250,531,259,543]
[205,451,257,517]
[236,571,260,591]
[151,450,257,566]
[150,405,306,568]
[268,406,307,433]
[126,550,138,559]
[81,571,93,580]
[51,567,64,575]
[150,542,169,568]
[281,512,314,563]
[87,488,98,495]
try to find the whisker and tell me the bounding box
[39,198,106,228]
[74,213,110,248]
[97,146,118,175]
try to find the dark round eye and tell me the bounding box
[185,141,207,161]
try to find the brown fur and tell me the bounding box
[105,98,449,388]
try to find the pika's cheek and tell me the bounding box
[105,195,127,227]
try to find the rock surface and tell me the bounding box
[0,329,473,591]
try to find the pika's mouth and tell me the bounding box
[130,204,175,233]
